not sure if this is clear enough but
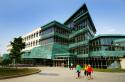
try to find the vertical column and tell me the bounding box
[68,57,69,68]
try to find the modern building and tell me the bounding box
[89,34,125,68]
[5,3,125,69]
[21,4,96,66]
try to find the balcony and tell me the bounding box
[54,32,68,39]
[89,51,125,57]
[69,28,88,39]
[41,32,68,40]
[41,32,54,40]
[77,54,89,58]
[69,40,88,48]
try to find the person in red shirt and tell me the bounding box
[87,64,93,80]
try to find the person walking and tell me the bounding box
[87,64,93,80]
[84,64,88,77]
[76,64,81,79]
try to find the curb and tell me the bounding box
[0,69,41,80]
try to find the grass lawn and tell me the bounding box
[94,68,125,73]
[0,67,40,79]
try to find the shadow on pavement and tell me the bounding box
[38,73,59,76]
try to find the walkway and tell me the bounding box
[0,67,125,82]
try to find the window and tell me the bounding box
[42,28,53,35]
[33,41,35,46]
[34,33,35,38]
[36,40,38,45]
[36,32,38,37]
[39,30,41,36]
[29,36,30,40]
[27,36,28,40]
[30,42,31,47]
[31,34,33,39]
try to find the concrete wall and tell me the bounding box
[120,58,125,69]
[107,61,121,69]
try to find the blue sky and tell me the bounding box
[0,0,125,55]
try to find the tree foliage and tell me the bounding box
[10,37,25,63]
[1,58,12,66]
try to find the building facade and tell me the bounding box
[5,4,125,68]
[22,28,41,51]
[89,34,125,68]
[21,4,96,67]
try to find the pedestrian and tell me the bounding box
[87,64,93,80]
[84,64,88,77]
[76,64,81,79]
[70,63,73,70]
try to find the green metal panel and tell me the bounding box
[69,40,88,48]
[69,28,87,38]
[77,54,88,58]
[2,53,10,60]
[114,39,125,46]
[41,21,70,31]
[52,43,69,58]
[114,39,125,43]
[73,11,88,22]
[22,43,54,59]
[54,32,69,39]
[91,34,125,41]
[22,43,70,59]
[41,32,54,40]
[54,53,71,58]
[22,51,30,58]
[89,51,125,57]
[41,32,68,40]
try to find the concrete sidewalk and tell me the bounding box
[0,67,125,82]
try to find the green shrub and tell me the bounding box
[94,68,125,72]
[0,68,40,77]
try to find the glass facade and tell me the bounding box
[40,25,69,46]
[90,36,125,52]
[67,13,95,57]
[42,28,53,35]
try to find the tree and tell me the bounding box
[1,58,12,67]
[0,54,12,67]
[10,37,25,67]
[0,56,2,65]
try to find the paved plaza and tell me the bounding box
[0,67,125,82]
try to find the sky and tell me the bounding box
[0,0,125,55]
